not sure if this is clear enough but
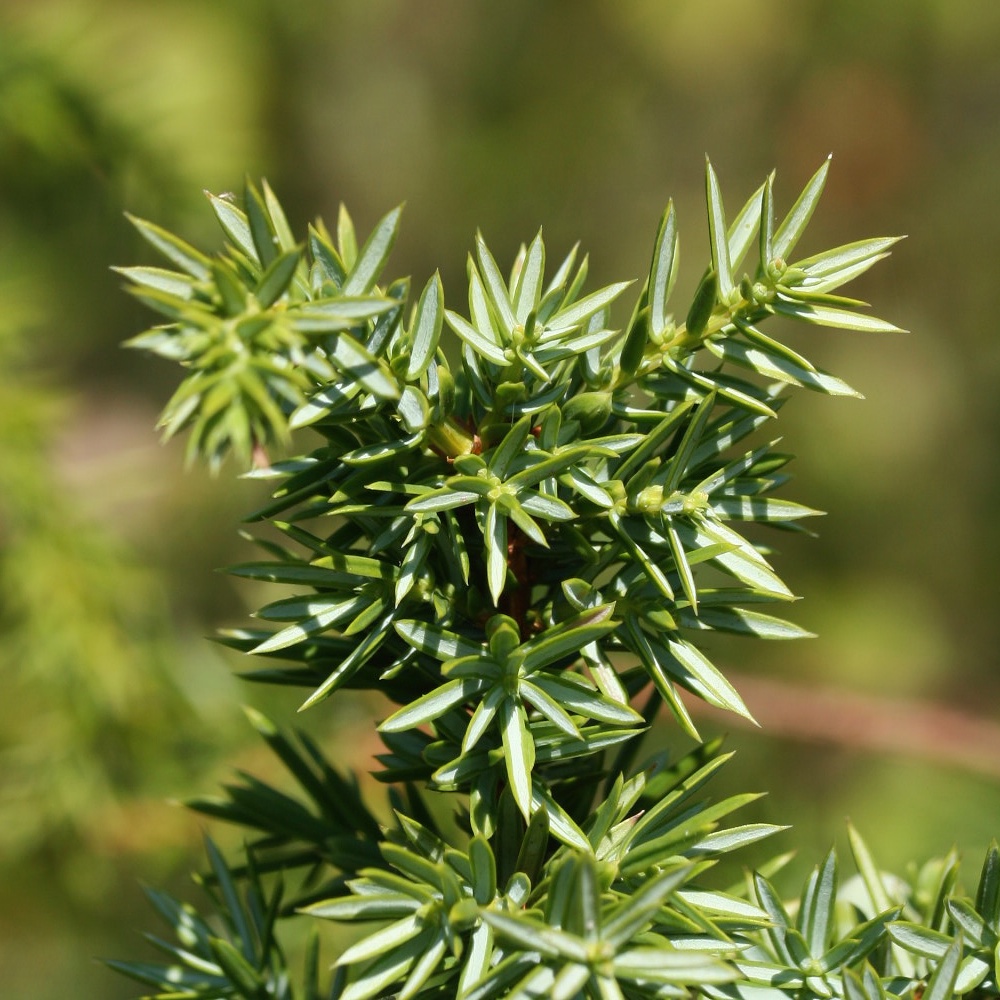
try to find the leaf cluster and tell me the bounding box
[103,164,996,1000]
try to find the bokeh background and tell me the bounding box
[2,1,999,996]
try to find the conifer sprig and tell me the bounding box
[108,165,989,1000]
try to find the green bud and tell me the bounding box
[389,352,410,379]
[594,859,618,892]
[414,569,437,599]
[563,390,613,433]
[495,381,527,409]
[449,898,479,931]
[604,479,628,514]
[487,615,521,658]
[632,484,665,514]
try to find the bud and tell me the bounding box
[766,256,787,282]
[632,484,665,514]
[563,390,613,433]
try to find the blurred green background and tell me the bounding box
[2,1,999,996]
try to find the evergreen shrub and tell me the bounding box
[109,162,999,1000]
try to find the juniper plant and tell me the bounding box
[108,163,1000,1000]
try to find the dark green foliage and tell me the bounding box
[108,165,995,1000]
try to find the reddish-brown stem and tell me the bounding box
[501,523,532,639]
[251,439,270,469]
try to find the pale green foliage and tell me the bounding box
[108,165,995,1000]
[0,274,216,869]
